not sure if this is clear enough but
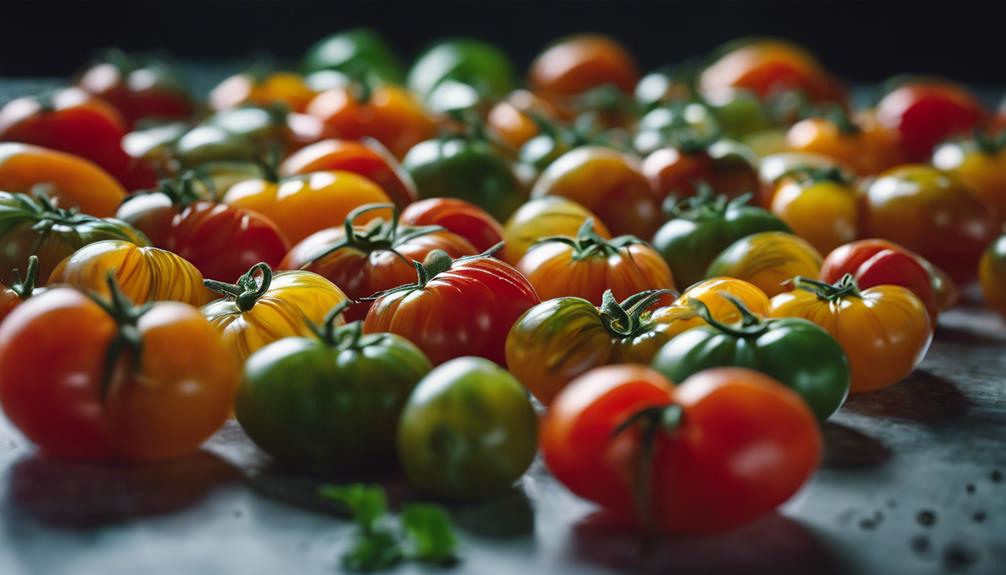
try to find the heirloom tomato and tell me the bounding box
[237,301,430,471]
[657,276,771,337]
[398,197,503,252]
[487,90,558,150]
[706,231,823,297]
[933,133,1006,224]
[0,256,41,323]
[203,262,348,362]
[756,151,849,208]
[0,278,237,460]
[363,249,539,366]
[641,139,758,203]
[532,146,661,238]
[397,356,537,501]
[0,191,146,286]
[301,28,403,83]
[876,79,985,161]
[652,189,789,288]
[529,35,639,111]
[279,138,417,209]
[541,365,821,534]
[516,219,674,305]
[769,275,931,394]
[980,232,1006,319]
[407,38,517,103]
[861,165,996,283]
[77,51,193,127]
[50,240,210,307]
[280,203,477,320]
[784,109,905,176]
[652,295,850,420]
[633,101,721,156]
[500,196,610,265]
[223,169,392,244]
[769,166,858,254]
[209,71,316,113]
[0,143,126,217]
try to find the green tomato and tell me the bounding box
[301,28,403,84]
[633,102,720,155]
[652,192,790,289]
[236,322,433,472]
[651,299,849,420]
[407,39,516,101]
[703,88,772,139]
[205,106,284,143]
[397,357,538,502]
[175,125,258,167]
[404,137,526,221]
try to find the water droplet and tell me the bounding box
[917,509,937,527]
[965,483,976,494]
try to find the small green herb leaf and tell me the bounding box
[401,504,459,564]
[319,484,388,531]
[341,530,402,572]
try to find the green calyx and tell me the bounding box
[573,84,639,117]
[7,255,39,300]
[599,288,677,338]
[15,191,96,228]
[537,218,643,261]
[973,128,1006,155]
[688,292,767,337]
[308,299,383,351]
[87,273,153,400]
[369,242,503,299]
[251,145,283,183]
[804,102,860,135]
[153,170,211,209]
[204,262,273,312]
[778,164,853,187]
[791,273,862,302]
[665,182,753,220]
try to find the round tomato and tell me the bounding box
[769,275,932,393]
[487,90,558,150]
[516,219,674,305]
[363,250,539,366]
[301,28,403,84]
[641,139,758,203]
[756,151,850,208]
[407,38,517,103]
[784,109,905,176]
[0,143,126,217]
[209,71,316,113]
[397,356,537,501]
[0,282,237,460]
[933,134,1006,224]
[633,101,721,156]
[501,196,610,265]
[980,233,1006,319]
[769,167,858,254]
[399,197,503,253]
[541,365,821,534]
[634,66,694,111]
[652,296,850,420]
[0,256,41,323]
[706,231,823,297]
[876,79,986,161]
[529,35,639,111]
[77,51,194,128]
[658,276,771,336]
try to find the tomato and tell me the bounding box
[237,302,430,471]
[397,356,537,501]
[363,250,539,366]
[306,84,434,159]
[769,275,931,394]
[634,66,694,111]
[652,295,850,420]
[173,125,259,167]
[500,196,610,265]
[0,143,126,217]
[784,109,905,176]
[876,80,986,161]
[487,90,558,150]
[821,239,947,319]
[403,135,526,221]
[861,165,997,284]
[222,170,392,244]
[202,262,348,362]
[660,276,772,336]
[301,28,403,84]
[933,134,1006,224]
[0,256,41,323]
[541,365,821,534]
[706,231,823,297]
[529,35,639,112]
[698,38,846,104]
[398,198,503,252]
[279,138,417,209]
[756,151,850,208]
[703,88,774,140]
[633,102,720,156]
[516,219,674,305]
[532,146,660,238]
[641,139,758,203]
[280,203,477,320]
[407,39,517,103]
[980,233,1006,319]
[769,167,858,254]
[209,71,316,113]
[50,240,210,307]
[77,51,194,128]
[653,190,790,288]
[0,281,237,460]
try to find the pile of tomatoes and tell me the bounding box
[0,32,1004,537]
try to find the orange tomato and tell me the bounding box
[784,111,905,176]
[656,276,771,338]
[209,71,316,113]
[501,196,611,265]
[770,169,859,254]
[980,233,1006,319]
[933,136,1006,225]
[529,35,639,108]
[486,90,558,150]
[0,143,126,217]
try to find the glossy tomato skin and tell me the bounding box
[770,176,858,255]
[532,146,661,238]
[363,253,540,366]
[50,240,210,307]
[0,143,126,217]
[861,165,997,284]
[407,39,517,103]
[756,151,850,208]
[0,288,237,460]
[769,281,931,393]
[876,82,985,161]
[279,138,418,209]
[706,231,823,297]
[399,198,503,253]
[397,357,537,501]
[541,365,821,534]
[487,90,558,150]
[529,35,639,108]
[501,196,611,265]
[641,140,759,203]
[980,234,1006,319]
[209,72,316,113]
[933,138,1006,224]
[660,277,772,335]
[77,56,194,128]
[784,112,905,176]
[301,28,403,83]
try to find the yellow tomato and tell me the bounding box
[501,196,610,265]
[979,233,1006,319]
[706,231,823,297]
[770,176,858,254]
[655,276,772,338]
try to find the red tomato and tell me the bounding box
[641,139,758,202]
[541,365,821,534]
[529,35,640,111]
[77,53,194,128]
[876,81,986,161]
[399,198,504,252]
[363,250,539,365]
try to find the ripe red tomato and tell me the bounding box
[399,197,504,252]
[541,365,821,534]
[363,250,539,365]
[529,35,640,112]
[876,80,986,161]
[77,52,194,128]
[641,139,758,203]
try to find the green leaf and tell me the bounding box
[401,504,459,564]
[319,484,387,531]
[341,530,403,572]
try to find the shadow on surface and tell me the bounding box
[842,370,973,423]
[448,483,536,539]
[821,422,891,469]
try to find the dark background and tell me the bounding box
[2,0,1005,85]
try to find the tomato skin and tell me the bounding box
[399,198,503,253]
[407,39,517,103]
[487,90,558,150]
[784,113,905,176]
[301,28,403,84]
[876,82,985,161]
[0,288,237,460]
[363,253,539,366]
[210,72,316,113]
[756,151,850,208]
[77,57,194,128]
[706,231,823,297]
[770,177,858,255]
[980,234,1006,319]
[541,365,821,534]
[861,165,997,284]
[529,35,639,107]
[50,240,210,307]
[532,146,661,238]
[501,196,611,265]
[933,138,1006,224]
[641,140,758,203]
[397,357,537,501]
[0,258,42,324]
[769,280,931,393]
[0,143,126,217]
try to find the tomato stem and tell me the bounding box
[365,242,503,301]
[8,255,39,300]
[86,272,151,401]
[688,293,768,337]
[535,219,643,261]
[599,288,677,337]
[790,273,862,301]
[204,262,273,312]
